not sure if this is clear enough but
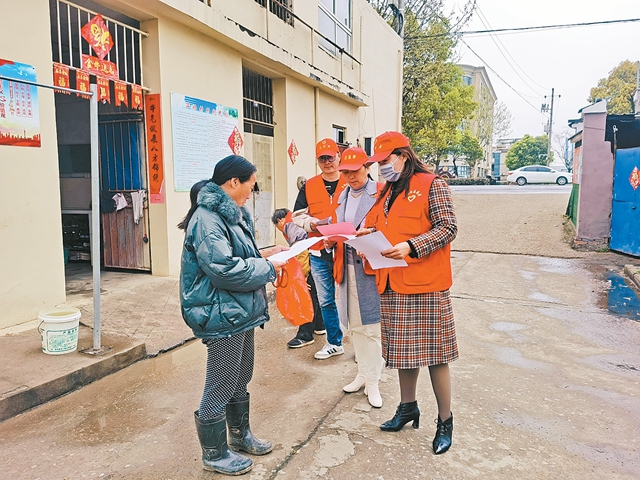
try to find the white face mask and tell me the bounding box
[380,156,401,182]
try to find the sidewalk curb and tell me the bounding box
[624,265,640,291]
[0,343,146,423]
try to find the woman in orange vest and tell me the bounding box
[364,131,459,455]
[329,147,385,408]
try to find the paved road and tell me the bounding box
[2,190,640,479]
[450,184,573,194]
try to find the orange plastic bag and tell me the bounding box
[274,257,314,326]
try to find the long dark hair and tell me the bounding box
[177,179,210,230]
[375,147,430,205]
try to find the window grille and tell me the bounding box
[254,0,294,26]
[50,0,147,86]
[243,68,274,128]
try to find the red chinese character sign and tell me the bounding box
[228,126,243,155]
[75,70,90,99]
[81,54,118,81]
[114,81,128,107]
[53,63,70,94]
[131,85,143,110]
[145,94,165,204]
[81,14,114,60]
[630,166,640,191]
[288,139,299,164]
[96,77,110,103]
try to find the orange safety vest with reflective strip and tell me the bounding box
[364,173,452,294]
[305,175,347,251]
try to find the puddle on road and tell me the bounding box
[602,272,640,321]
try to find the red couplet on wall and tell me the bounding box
[144,94,165,204]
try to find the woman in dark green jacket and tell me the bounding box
[179,155,286,476]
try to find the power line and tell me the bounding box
[460,39,544,115]
[405,17,640,40]
[474,5,548,95]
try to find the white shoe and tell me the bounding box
[343,374,366,393]
[365,382,382,408]
[314,343,344,360]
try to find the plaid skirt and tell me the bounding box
[380,288,458,369]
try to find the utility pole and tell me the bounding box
[541,88,559,165]
[634,60,640,114]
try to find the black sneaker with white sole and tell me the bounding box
[287,338,314,348]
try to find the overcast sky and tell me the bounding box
[445,0,640,144]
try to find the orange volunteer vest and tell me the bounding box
[365,173,452,294]
[333,182,384,284]
[305,175,346,251]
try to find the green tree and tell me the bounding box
[401,11,476,166]
[450,130,483,177]
[588,60,638,114]
[505,135,549,170]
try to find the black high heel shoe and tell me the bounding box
[432,413,453,454]
[379,401,420,431]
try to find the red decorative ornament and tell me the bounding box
[288,139,299,164]
[114,81,128,107]
[53,63,70,94]
[75,69,91,99]
[96,76,111,103]
[131,85,143,110]
[228,126,243,155]
[81,54,119,81]
[630,166,640,191]
[81,14,114,60]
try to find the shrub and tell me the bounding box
[443,178,490,185]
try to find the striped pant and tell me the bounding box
[199,329,255,420]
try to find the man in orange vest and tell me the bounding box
[292,138,347,360]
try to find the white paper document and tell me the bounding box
[345,231,408,270]
[267,237,323,263]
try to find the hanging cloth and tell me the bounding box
[112,192,128,211]
[131,190,146,224]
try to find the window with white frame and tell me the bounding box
[318,0,351,56]
[333,125,346,145]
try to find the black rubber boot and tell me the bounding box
[226,394,273,455]
[194,411,253,475]
[433,413,453,454]
[379,401,420,431]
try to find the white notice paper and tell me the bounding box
[345,231,408,270]
[267,237,324,263]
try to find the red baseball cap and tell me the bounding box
[316,138,339,158]
[369,131,410,162]
[337,147,369,171]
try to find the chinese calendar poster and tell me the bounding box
[0,59,41,147]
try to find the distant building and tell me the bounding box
[439,64,497,178]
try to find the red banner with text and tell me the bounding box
[144,94,165,203]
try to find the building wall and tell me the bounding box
[576,111,613,240]
[0,0,403,326]
[0,0,66,329]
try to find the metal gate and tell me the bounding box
[99,113,151,270]
[243,68,275,248]
[610,146,640,256]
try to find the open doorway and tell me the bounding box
[51,0,151,276]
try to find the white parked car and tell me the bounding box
[507,165,572,186]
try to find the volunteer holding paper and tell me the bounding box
[292,138,347,360]
[329,147,385,408]
[364,131,459,455]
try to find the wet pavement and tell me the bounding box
[2,190,640,479]
[1,251,640,479]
